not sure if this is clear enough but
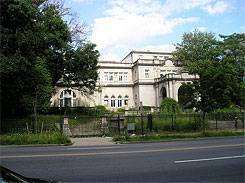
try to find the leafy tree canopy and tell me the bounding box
[160,98,181,114]
[0,0,99,116]
[173,31,244,112]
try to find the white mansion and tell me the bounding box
[51,50,198,109]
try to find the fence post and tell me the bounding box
[215,113,218,131]
[117,114,120,133]
[235,113,238,130]
[171,114,174,131]
[203,112,206,133]
[140,101,144,135]
[147,114,153,131]
[60,115,63,134]
[194,113,197,132]
[243,112,244,130]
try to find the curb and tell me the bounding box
[0,144,66,148]
[117,135,245,144]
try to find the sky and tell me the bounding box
[64,0,245,61]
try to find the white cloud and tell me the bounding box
[92,0,238,60]
[162,0,213,16]
[91,0,205,59]
[99,52,121,61]
[139,45,176,52]
[202,1,229,15]
[196,27,207,32]
[92,11,198,52]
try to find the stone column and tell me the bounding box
[63,116,72,137]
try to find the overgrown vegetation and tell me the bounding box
[160,98,181,114]
[0,132,71,145]
[113,131,245,142]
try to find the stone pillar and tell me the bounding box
[101,116,108,135]
[151,107,154,113]
[63,116,72,137]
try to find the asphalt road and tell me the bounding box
[1,137,245,182]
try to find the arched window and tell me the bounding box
[118,95,122,108]
[59,90,77,107]
[124,95,129,106]
[111,95,116,108]
[161,87,167,100]
[104,95,109,107]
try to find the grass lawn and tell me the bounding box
[0,132,72,146]
[113,130,245,143]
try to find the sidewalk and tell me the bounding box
[70,137,115,146]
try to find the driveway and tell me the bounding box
[70,137,115,146]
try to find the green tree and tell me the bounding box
[62,43,100,94]
[160,98,181,114]
[173,30,243,112]
[0,0,99,116]
[220,33,245,108]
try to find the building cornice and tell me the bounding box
[99,66,132,69]
[98,83,134,87]
[133,81,155,86]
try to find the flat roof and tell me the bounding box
[121,50,173,62]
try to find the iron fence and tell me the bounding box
[124,112,245,135]
[1,115,60,134]
[1,112,244,135]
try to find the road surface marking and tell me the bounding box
[174,155,245,163]
[1,143,244,159]
[67,147,120,150]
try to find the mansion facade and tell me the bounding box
[51,50,198,109]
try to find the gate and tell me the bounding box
[68,116,102,137]
[105,114,125,135]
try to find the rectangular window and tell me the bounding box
[145,69,150,78]
[104,72,109,81]
[73,99,77,107]
[119,72,123,81]
[109,72,114,81]
[123,72,128,81]
[164,56,169,60]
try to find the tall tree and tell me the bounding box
[173,30,243,112]
[63,43,100,94]
[0,0,99,116]
[220,33,245,108]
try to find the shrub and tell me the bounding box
[160,98,181,114]
[0,132,71,145]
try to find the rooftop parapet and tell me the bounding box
[154,72,199,83]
